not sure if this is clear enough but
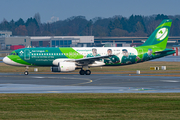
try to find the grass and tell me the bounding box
[0,62,180,119]
[1,61,180,75]
[0,93,180,119]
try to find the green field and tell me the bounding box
[0,93,180,120]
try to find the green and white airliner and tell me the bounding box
[3,19,175,75]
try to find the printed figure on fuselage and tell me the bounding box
[142,49,154,61]
[86,48,101,57]
[121,49,140,64]
[104,49,120,64]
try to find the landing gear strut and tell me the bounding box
[79,69,91,75]
[24,66,29,75]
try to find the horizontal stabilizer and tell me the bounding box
[153,49,175,54]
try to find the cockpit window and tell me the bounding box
[10,52,18,55]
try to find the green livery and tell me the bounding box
[142,53,154,61]
[121,55,137,64]
[104,55,120,64]
[86,53,101,57]
[3,19,175,75]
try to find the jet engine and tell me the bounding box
[51,62,76,72]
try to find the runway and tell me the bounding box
[0,73,180,93]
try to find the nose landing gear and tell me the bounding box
[24,66,29,75]
[24,71,29,75]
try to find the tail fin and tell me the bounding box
[141,19,172,50]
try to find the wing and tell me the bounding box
[67,55,115,65]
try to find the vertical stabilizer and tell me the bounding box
[141,19,172,50]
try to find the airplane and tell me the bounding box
[3,19,175,75]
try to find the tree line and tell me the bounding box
[1,13,180,37]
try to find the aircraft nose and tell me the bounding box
[3,56,11,65]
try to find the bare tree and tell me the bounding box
[34,13,41,25]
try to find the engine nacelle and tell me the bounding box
[51,62,76,72]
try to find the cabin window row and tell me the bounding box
[31,53,80,56]
[30,52,113,56]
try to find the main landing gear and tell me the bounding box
[24,66,29,75]
[79,69,91,75]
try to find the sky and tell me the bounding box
[0,0,180,23]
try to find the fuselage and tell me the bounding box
[3,47,135,66]
[3,46,174,67]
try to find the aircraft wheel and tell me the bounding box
[24,71,29,75]
[79,70,85,75]
[85,70,91,75]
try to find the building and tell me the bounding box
[1,31,180,50]
[30,36,94,48]
[0,32,94,50]
[0,31,12,49]
[94,37,180,48]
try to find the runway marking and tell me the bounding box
[65,79,93,86]
[32,76,93,86]
[161,80,179,83]
[33,77,44,79]
[0,74,93,86]
[47,91,61,93]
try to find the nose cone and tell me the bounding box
[3,56,24,66]
[3,56,11,65]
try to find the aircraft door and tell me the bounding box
[24,49,30,60]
